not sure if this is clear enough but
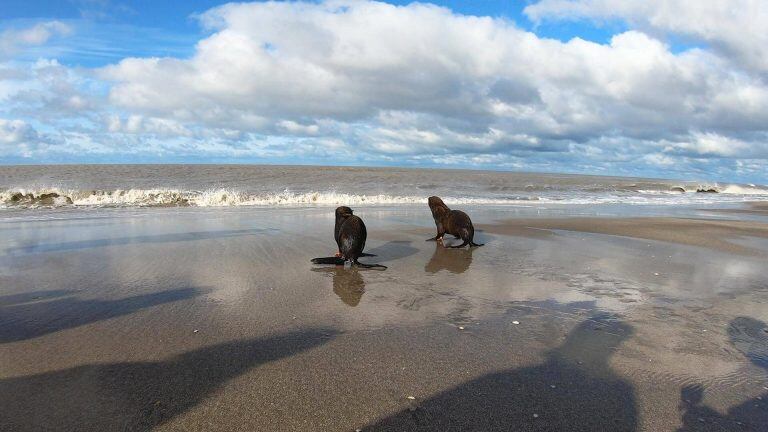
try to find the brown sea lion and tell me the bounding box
[426,196,484,248]
[312,208,386,269]
[334,206,375,258]
[334,206,353,257]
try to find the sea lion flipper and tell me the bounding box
[312,256,346,265]
[470,242,484,247]
[359,252,377,257]
[354,262,387,270]
[448,241,469,248]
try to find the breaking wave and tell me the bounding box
[0,188,516,208]
[2,183,768,209]
[719,184,768,195]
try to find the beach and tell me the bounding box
[1,167,768,431]
[3,0,768,429]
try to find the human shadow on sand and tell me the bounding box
[312,267,367,307]
[424,241,475,274]
[9,228,273,255]
[0,287,203,343]
[676,316,768,431]
[0,289,74,306]
[365,313,638,431]
[0,329,336,431]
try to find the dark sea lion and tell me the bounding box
[312,208,386,269]
[334,206,375,258]
[426,196,484,248]
[334,206,353,257]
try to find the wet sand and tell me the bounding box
[480,217,768,256]
[1,205,767,431]
[696,201,768,218]
[749,202,768,212]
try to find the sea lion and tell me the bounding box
[334,206,353,257]
[312,208,386,269]
[426,196,484,248]
[334,206,375,258]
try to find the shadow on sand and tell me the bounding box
[0,289,74,306]
[365,313,638,431]
[365,241,419,262]
[0,329,336,431]
[0,288,203,343]
[676,316,768,431]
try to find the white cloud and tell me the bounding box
[0,59,99,122]
[524,0,768,73]
[106,114,191,136]
[641,153,676,167]
[0,119,37,145]
[662,132,757,158]
[277,120,320,135]
[0,21,72,56]
[93,0,768,167]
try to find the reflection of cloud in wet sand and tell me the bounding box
[313,267,366,307]
[424,242,474,274]
[482,218,768,256]
[366,314,638,431]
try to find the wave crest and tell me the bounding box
[2,183,767,209]
[0,188,442,208]
[719,184,768,195]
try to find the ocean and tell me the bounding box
[1,164,767,209]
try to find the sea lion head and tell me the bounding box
[427,196,446,208]
[427,196,449,220]
[335,206,354,219]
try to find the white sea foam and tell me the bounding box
[719,184,768,195]
[0,188,441,208]
[2,184,768,209]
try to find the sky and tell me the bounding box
[0,0,766,183]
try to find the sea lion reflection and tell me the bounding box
[425,241,474,274]
[312,267,366,306]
